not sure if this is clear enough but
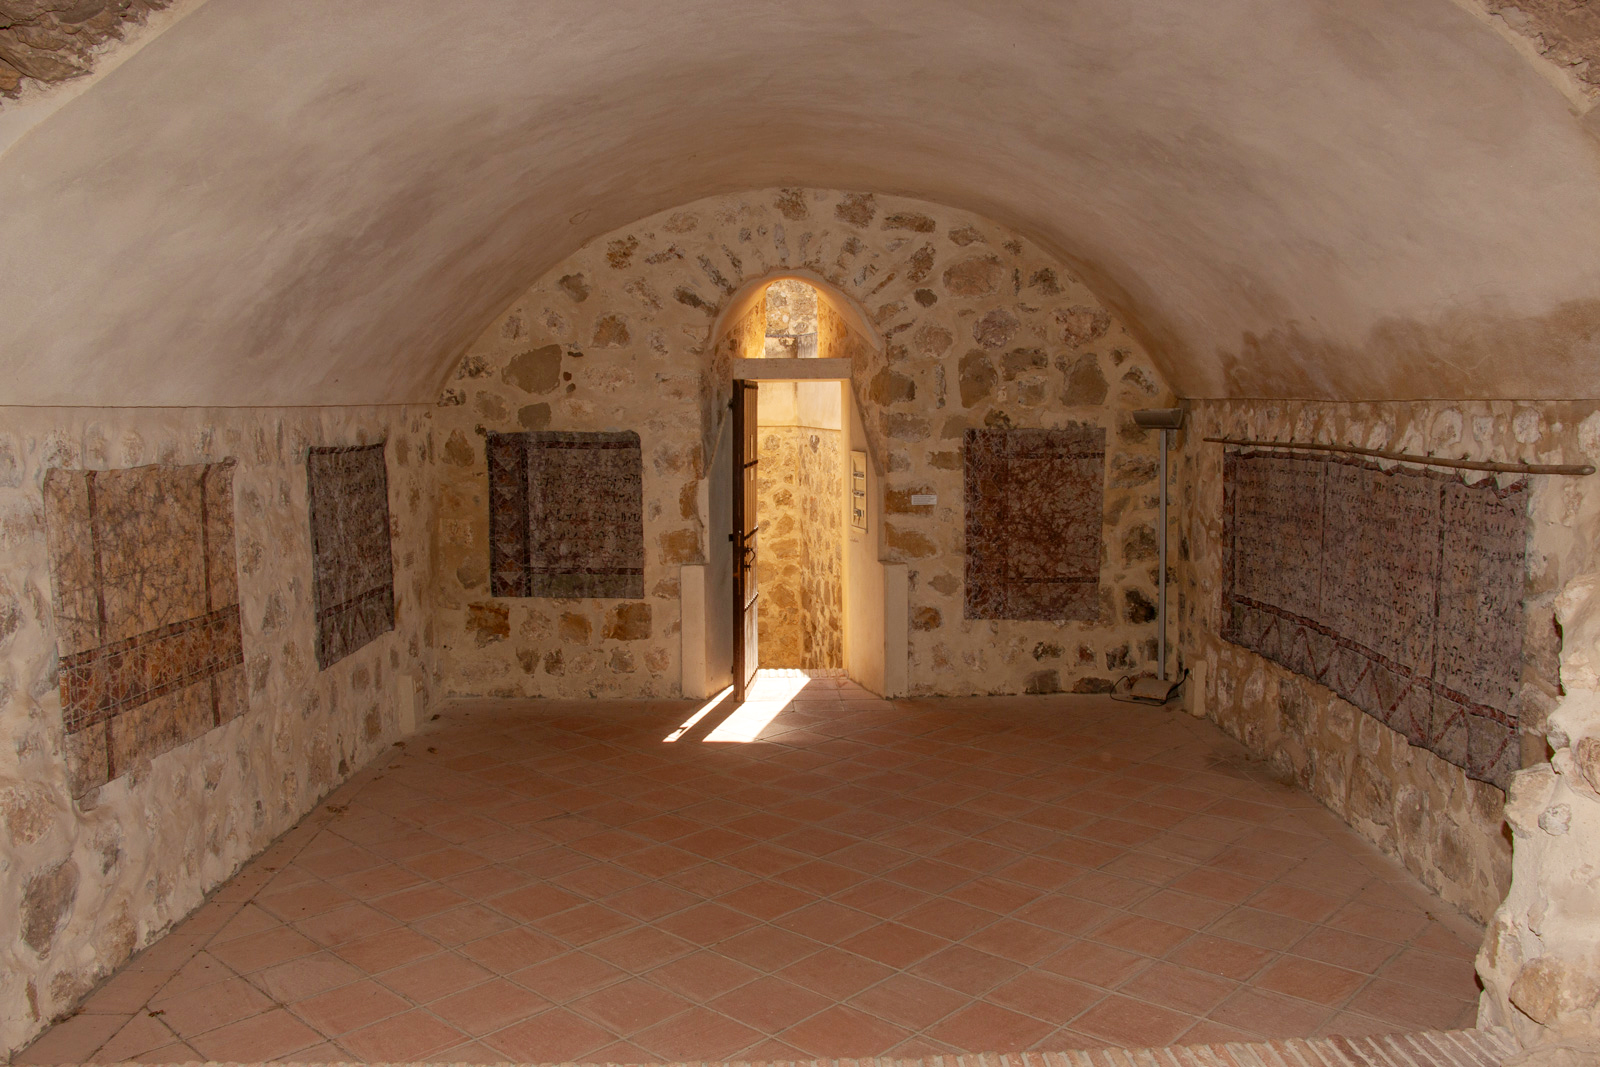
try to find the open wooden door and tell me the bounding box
[731,380,760,703]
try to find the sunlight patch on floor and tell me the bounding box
[662,686,733,742]
[704,669,811,742]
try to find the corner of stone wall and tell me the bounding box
[1478,578,1600,1056]
[1178,396,1600,1056]
[1194,630,1510,923]
[1173,398,1547,926]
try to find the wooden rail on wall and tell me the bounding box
[1203,436,1596,477]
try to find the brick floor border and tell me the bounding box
[86,1024,1515,1066]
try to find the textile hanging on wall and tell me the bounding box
[1221,449,1528,788]
[488,430,645,598]
[43,461,245,796]
[964,425,1105,621]
[307,443,395,669]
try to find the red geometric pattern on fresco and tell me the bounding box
[42,461,244,795]
[59,606,242,731]
[488,430,644,599]
[964,425,1105,621]
[1221,449,1527,788]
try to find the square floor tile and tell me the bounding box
[839,922,948,969]
[647,951,763,1001]
[378,952,494,1004]
[511,952,628,1002]
[567,977,692,1034]
[632,1006,764,1060]
[710,976,832,1033]
[910,944,1027,996]
[776,948,897,999]
[430,977,549,1033]
[150,977,273,1037]
[985,970,1102,1025]
[339,1009,468,1061]
[1256,956,1367,1006]
[1120,961,1238,1015]
[292,978,409,1035]
[779,1005,911,1058]
[1071,992,1196,1048]
[849,973,969,1029]
[924,1001,1057,1052]
[187,1009,321,1062]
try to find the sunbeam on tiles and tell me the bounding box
[703,669,811,742]
[662,686,733,742]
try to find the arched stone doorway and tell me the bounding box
[683,271,908,700]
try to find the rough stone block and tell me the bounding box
[603,602,651,641]
[20,860,78,955]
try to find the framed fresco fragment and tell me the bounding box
[1221,448,1528,788]
[963,425,1106,621]
[307,442,395,669]
[487,430,645,598]
[43,460,245,795]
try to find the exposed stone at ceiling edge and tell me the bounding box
[0,0,172,97]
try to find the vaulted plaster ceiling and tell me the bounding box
[2,0,1600,407]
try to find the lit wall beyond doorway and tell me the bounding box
[756,379,843,668]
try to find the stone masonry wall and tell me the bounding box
[434,188,1176,698]
[0,405,439,1059]
[755,376,843,672]
[1176,398,1600,923]
[756,424,803,667]
[797,426,843,669]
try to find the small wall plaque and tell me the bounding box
[850,450,868,532]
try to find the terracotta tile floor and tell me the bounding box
[20,675,1487,1063]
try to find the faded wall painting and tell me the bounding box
[42,460,245,795]
[1221,449,1527,787]
[307,443,395,668]
[488,430,645,598]
[764,277,819,358]
[964,425,1106,621]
